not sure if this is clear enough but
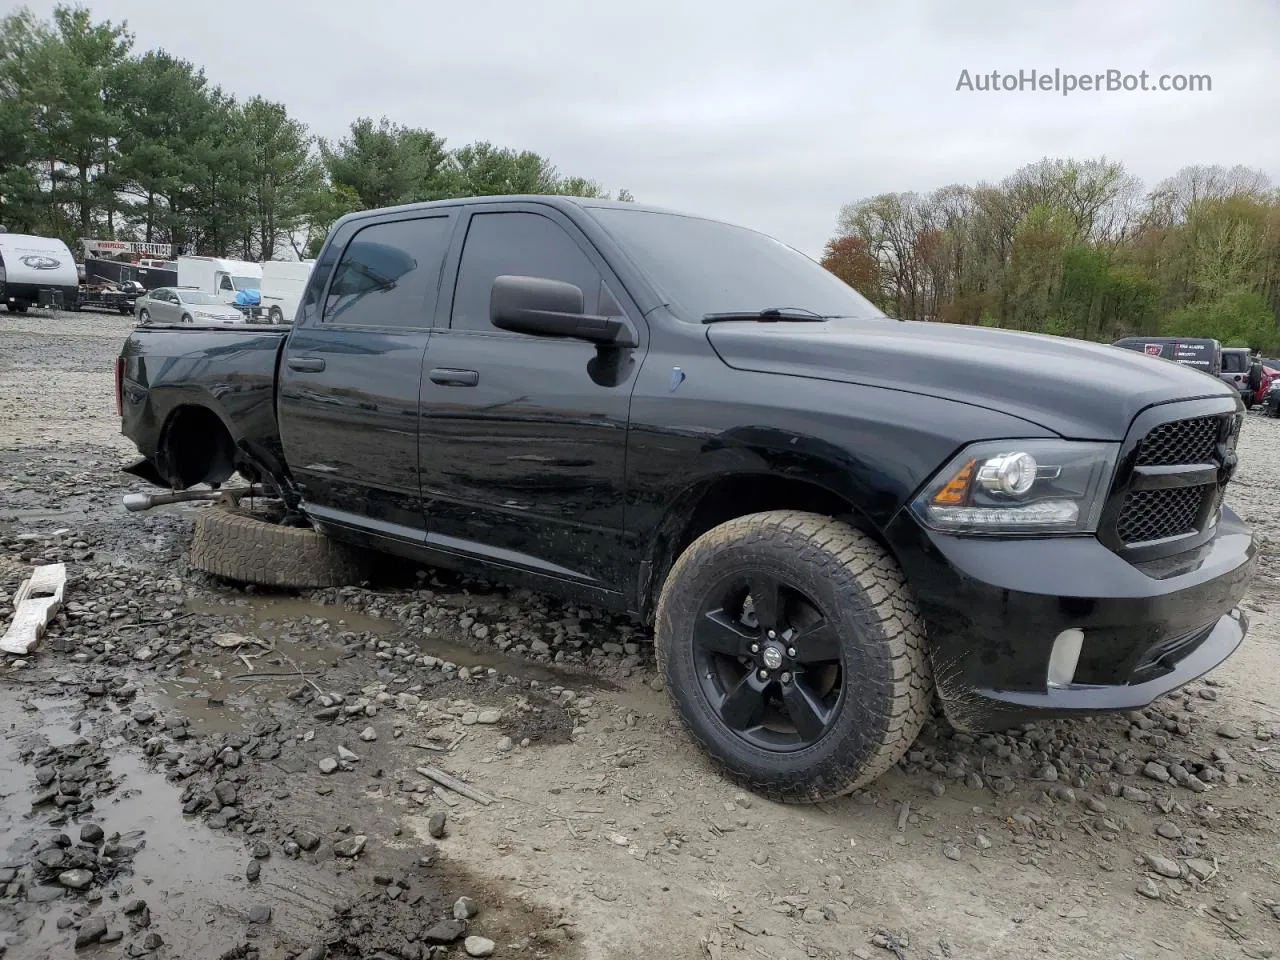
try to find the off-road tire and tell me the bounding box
[268,306,284,324]
[189,504,369,589]
[655,509,932,803]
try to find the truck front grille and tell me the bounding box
[1133,415,1220,467]
[1117,487,1204,543]
[1108,411,1240,549]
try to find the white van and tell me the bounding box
[0,233,79,312]
[176,256,263,302]
[259,259,314,324]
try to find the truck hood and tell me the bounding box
[705,319,1239,440]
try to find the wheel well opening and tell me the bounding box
[159,405,237,490]
[643,475,883,622]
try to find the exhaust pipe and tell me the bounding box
[122,484,267,512]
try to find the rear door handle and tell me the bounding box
[428,368,479,387]
[287,357,326,372]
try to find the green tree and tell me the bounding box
[320,116,446,210]
[238,96,324,260]
[29,4,133,240]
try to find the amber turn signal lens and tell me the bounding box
[932,458,977,506]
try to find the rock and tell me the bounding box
[1217,723,1243,740]
[423,919,466,944]
[1137,877,1161,900]
[454,895,480,920]
[1143,762,1170,783]
[142,932,163,950]
[360,726,377,742]
[246,861,261,882]
[133,647,154,662]
[975,834,993,851]
[1086,797,1108,814]
[1036,765,1058,782]
[465,936,496,957]
[1121,786,1151,803]
[1155,822,1183,840]
[942,843,962,861]
[297,946,327,960]
[476,709,501,724]
[123,899,147,915]
[1144,854,1181,879]
[1186,858,1215,881]
[79,823,104,845]
[251,841,270,859]
[214,782,237,805]
[496,735,514,752]
[248,904,271,924]
[58,869,93,890]
[333,835,368,858]
[337,746,359,762]
[428,811,447,839]
[296,831,321,852]
[318,757,339,774]
[930,782,945,798]
[75,917,108,948]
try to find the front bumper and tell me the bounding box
[886,507,1256,732]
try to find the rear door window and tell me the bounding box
[323,216,454,328]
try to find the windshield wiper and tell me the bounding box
[701,307,843,324]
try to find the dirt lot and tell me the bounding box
[4,310,1280,960]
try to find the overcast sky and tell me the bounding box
[26,0,1280,257]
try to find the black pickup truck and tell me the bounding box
[117,195,1256,802]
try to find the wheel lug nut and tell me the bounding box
[780,672,792,683]
[758,669,769,681]
[787,647,796,658]
[767,630,777,640]
[750,643,759,654]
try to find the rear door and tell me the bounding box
[277,211,458,536]
[416,202,646,594]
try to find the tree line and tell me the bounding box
[0,5,631,261]
[821,159,1280,353]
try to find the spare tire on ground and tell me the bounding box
[188,504,369,589]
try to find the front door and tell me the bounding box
[277,211,458,536]
[418,204,647,594]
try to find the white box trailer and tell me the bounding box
[176,256,263,301]
[0,233,79,312]
[258,259,314,323]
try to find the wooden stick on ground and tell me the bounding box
[416,765,495,806]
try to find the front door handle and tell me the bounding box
[428,368,479,387]
[287,357,326,372]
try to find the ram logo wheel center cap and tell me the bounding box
[761,645,784,670]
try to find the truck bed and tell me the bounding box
[119,323,292,484]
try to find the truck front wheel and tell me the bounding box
[655,510,932,803]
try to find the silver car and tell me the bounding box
[135,287,245,325]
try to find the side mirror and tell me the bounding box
[490,275,637,348]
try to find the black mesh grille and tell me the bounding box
[1134,416,1220,466]
[1116,487,1204,543]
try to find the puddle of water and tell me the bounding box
[0,692,336,959]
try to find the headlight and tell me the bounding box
[911,439,1119,536]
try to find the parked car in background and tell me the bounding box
[1111,336,1221,377]
[1220,347,1255,407]
[259,259,314,324]
[134,287,245,325]
[1263,379,1280,418]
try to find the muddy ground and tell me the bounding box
[4,310,1280,960]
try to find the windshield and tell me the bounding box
[586,207,887,322]
[232,275,260,290]
[177,291,226,305]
